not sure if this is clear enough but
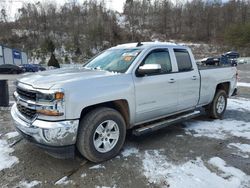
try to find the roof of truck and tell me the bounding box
[112,42,187,50]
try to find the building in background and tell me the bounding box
[0,45,28,65]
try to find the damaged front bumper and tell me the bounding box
[11,103,79,158]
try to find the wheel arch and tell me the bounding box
[80,99,130,129]
[216,82,230,96]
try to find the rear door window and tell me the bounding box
[174,49,193,72]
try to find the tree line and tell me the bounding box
[124,0,250,46]
[0,0,250,64]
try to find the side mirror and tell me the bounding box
[137,64,161,77]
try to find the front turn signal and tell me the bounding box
[55,92,64,100]
[37,109,64,116]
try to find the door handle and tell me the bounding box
[168,78,176,83]
[192,76,197,80]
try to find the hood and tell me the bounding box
[18,67,119,89]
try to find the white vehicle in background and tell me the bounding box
[11,42,238,162]
[238,59,247,64]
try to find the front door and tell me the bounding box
[133,48,179,124]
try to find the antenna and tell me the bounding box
[136,42,143,47]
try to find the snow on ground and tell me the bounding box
[81,173,87,178]
[228,143,250,158]
[228,143,250,153]
[89,164,106,170]
[185,98,250,140]
[185,119,250,140]
[0,138,19,171]
[227,97,250,112]
[4,131,19,139]
[18,180,41,188]
[237,82,250,87]
[55,176,73,185]
[121,147,139,157]
[141,150,250,188]
[208,157,250,186]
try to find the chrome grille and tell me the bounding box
[17,87,36,101]
[17,103,36,120]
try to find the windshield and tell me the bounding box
[84,49,141,73]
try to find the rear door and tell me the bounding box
[133,48,178,124]
[173,49,200,111]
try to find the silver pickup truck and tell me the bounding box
[11,42,237,162]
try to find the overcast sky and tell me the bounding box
[1,0,126,20]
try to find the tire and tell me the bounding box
[77,107,126,162]
[206,89,227,119]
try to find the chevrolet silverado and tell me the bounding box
[11,42,237,162]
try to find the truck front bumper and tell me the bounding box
[11,103,79,158]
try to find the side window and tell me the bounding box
[174,49,193,72]
[143,49,172,74]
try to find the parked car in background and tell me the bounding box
[0,64,24,74]
[20,64,46,72]
[201,51,240,67]
[201,57,220,66]
[36,64,46,71]
[220,54,238,67]
[230,59,238,66]
[224,51,240,59]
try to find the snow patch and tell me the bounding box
[121,147,139,157]
[185,98,250,139]
[237,82,250,87]
[228,143,250,158]
[5,131,19,139]
[0,139,19,171]
[231,152,249,158]
[185,119,250,140]
[89,164,106,170]
[176,135,184,137]
[208,157,250,187]
[55,176,73,185]
[81,173,87,178]
[18,180,41,188]
[227,98,250,112]
[141,150,250,188]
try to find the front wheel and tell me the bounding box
[205,90,227,119]
[77,107,126,162]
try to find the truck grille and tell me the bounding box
[17,103,36,120]
[17,87,36,101]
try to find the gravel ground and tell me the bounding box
[0,65,250,188]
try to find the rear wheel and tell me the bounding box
[77,107,126,162]
[205,89,227,119]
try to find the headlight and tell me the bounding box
[37,91,64,102]
[37,92,54,101]
[36,89,65,116]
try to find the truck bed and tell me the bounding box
[198,65,237,106]
[197,64,232,70]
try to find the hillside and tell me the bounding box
[0,0,250,64]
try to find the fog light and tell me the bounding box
[43,128,61,142]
